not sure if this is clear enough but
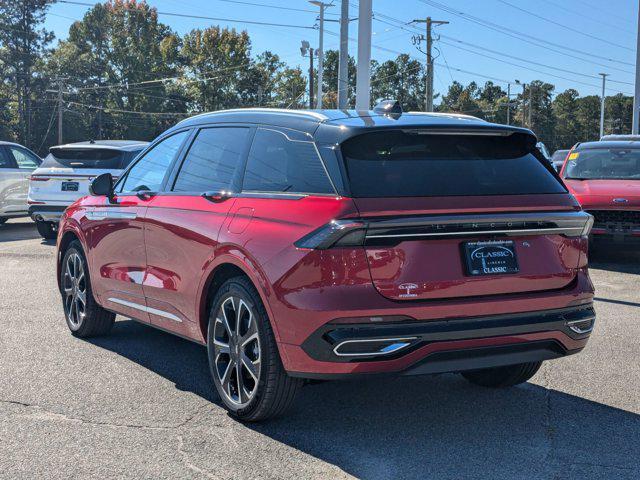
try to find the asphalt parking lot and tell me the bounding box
[0,218,638,480]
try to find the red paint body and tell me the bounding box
[58,191,593,376]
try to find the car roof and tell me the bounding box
[0,140,25,147]
[172,108,532,143]
[576,140,640,150]
[50,140,149,151]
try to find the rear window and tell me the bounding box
[340,130,566,197]
[564,147,640,180]
[42,148,124,169]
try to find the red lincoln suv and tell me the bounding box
[56,105,595,421]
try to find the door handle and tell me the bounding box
[136,190,155,200]
[202,190,233,203]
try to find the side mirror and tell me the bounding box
[89,173,114,201]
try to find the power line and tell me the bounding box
[536,0,635,35]
[417,0,635,67]
[372,13,635,76]
[495,0,634,52]
[58,1,316,29]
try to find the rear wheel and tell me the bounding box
[61,241,115,337]
[35,219,57,240]
[207,276,302,421]
[461,361,543,388]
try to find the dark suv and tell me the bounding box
[56,105,595,421]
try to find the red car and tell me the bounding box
[561,141,640,244]
[56,106,595,421]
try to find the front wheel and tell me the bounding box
[61,241,115,337]
[35,219,57,240]
[461,361,543,388]
[207,276,302,421]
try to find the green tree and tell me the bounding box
[552,89,581,150]
[320,49,356,108]
[576,95,601,143]
[371,54,425,111]
[0,0,55,145]
[438,81,484,118]
[605,93,633,135]
[47,0,184,142]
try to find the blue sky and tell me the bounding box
[45,0,638,99]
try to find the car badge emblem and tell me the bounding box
[398,283,418,298]
[612,198,629,204]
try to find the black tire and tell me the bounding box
[0,217,7,225]
[60,241,115,337]
[207,276,302,421]
[461,361,543,388]
[36,219,57,240]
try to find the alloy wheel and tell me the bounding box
[212,296,261,407]
[63,252,87,328]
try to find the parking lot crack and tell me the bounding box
[0,398,172,431]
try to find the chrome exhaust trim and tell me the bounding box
[333,337,417,357]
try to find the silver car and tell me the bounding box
[0,141,41,224]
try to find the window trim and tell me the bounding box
[240,126,338,196]
[168,125,255,195]
[115,128,194,195]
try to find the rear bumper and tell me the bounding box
[286,304,594,379]
[28,205,68,223]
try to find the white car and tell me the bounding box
[28,140,148,239]
[1,141,42,224]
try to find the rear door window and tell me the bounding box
[0,147,15,168]
[242,128,334,194]
[172,127,250,193]
[341,130,565,197]
[42,148,123,169]
[8,146,40,169]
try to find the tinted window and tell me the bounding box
[243,129,334,194]
[120,131,189,192]
[173,127,249,192]
[0,148,13,168]
[8,146,40,168]
[43,148,123,169]
[564,147,640,180]
[341,130,565,197]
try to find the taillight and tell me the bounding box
[29,176,50,181]
[582,214,594,237]
[295,220,367,249]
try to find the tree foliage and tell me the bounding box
[0,0,634,156]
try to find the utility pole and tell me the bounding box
[310,1,331,109]
[301,41,315,108]
[309,48,315,109]
[599,73,609,138]
[337,0,349,109]
[56,79,64,144]
[633,1,640,134]
[506,83,511,125]
[356,0,372,110]
[412,17,449,112]
[528,84,533,130]
[515,80,526,127]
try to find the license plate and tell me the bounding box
[463,240,519,276]
[61,182,79,192]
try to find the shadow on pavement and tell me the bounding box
[589,247,640,275]
[88,319,640,480]
[0,220,43,243]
